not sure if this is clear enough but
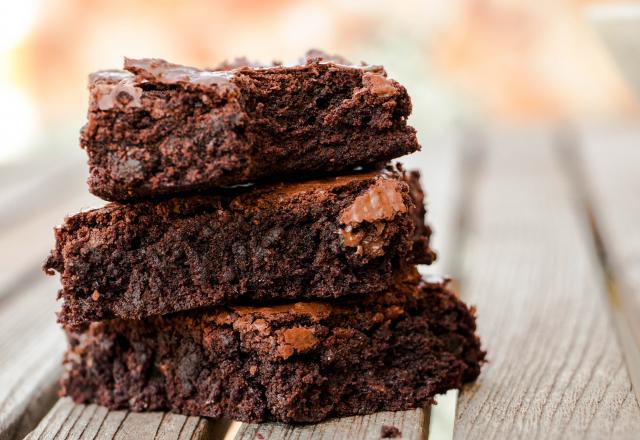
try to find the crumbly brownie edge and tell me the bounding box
[45,167,436,325]
[61,274,485,423]
[82,54,419,201]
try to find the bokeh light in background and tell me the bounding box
[1,0,638,164]
[0,0,40,162]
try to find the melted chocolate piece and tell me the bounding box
[339,178,407,225]
[124,57,238,92]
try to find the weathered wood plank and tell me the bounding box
[453,129,640,439]
[0,278,66,440]
[65,404,104,440]
[91,410,128,440]
[577,125,640,325]
[113,412,165,440]
[234,139,463,440]
[235,409,428,440]
[577,124,640,404]
[25,398,231,440]
[0,154,87,232]
[153,414,188,440]
[0,156,102,440]
[26,398,79,440]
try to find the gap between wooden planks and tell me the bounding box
[453,128,640,439]
[574,124,640,407]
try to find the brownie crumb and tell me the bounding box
[381,425,402,438]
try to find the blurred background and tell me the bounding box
[1,0,640,164]
[2,2,640,439]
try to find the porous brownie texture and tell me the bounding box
[82,51,420,201]
[61,270,485,423]
[45,167,436,326]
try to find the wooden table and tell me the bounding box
[1,125,639,439]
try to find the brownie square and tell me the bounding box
[61,270,484,423]
[82,51,420,201]
[45,166,435,325]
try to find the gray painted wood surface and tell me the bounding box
[578,124,640,406]
[453,129,640,439]
[4,127,640,439]
[0,157,100,440]
[24,399,230,440]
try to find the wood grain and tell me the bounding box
[235,409,428,440]
[0,156,101,440]
[578,125,640,327]
[577,124,640,405]
[453,129,640,439]
[0,278,65,440]
[25,399,231,440]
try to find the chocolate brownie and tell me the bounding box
[381,426,402,438]
[61,270,485,423]
[81,51,420,201]
[44,167,436,325]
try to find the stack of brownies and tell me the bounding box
[44,52,484,423]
